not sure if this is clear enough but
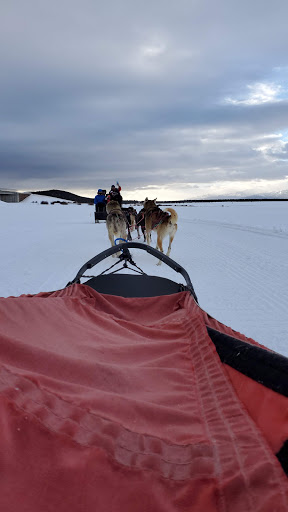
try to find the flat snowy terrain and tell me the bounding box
[1,195,288,356]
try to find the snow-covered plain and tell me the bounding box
[1,195,288,357]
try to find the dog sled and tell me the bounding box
[94,209,107,222]
[0,242,288,511]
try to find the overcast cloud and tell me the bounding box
[1,0,288,199]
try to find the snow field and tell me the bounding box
[1,197,288,356]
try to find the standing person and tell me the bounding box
[108,182,122,206]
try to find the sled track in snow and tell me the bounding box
[189,218,288,240]
[179,217,288,318]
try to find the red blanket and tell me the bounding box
[0,285,287,511]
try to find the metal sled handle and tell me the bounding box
[67,242,197,298]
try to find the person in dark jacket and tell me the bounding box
[108,183,122,206]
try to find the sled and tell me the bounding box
[94,210,107,223]
[0,242,288,512]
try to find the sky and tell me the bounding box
[1,0,288,200]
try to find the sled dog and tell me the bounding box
[106,200,128,256]
[122,207,140,239]
[135,208,146,241]
[143,198,178,264]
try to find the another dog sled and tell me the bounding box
[1,242,288,511]
[94,209,107,222]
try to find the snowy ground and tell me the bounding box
[1,195,288,357]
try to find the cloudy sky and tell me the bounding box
[1,0,288,200]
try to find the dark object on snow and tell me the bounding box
[94,206,107,223]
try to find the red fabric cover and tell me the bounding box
[224,364,288,453]
[0,285,287,511]
[202,308,288,453]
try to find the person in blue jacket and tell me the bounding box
[94,189,106,213]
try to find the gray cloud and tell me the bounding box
[1,0,288,197]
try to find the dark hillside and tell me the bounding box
[32,190,288,205]
[33,189,93,204]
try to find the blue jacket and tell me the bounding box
[94,194,106,205]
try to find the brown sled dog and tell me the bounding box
[106,200,128,256]
[143,198,178,264]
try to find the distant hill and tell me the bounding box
[243,190,288,200]
[33,189,93,204]
[200,189,288,201]
[31,188,288,204]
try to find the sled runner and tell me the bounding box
[0,242,288,512]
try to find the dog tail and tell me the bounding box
[164,208,178,224]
